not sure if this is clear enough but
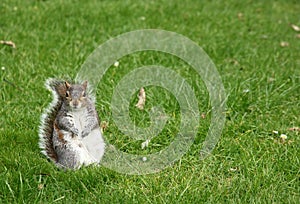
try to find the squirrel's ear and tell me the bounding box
[82,81,88,89]
[56,82,67,97]
[65,81,71,89]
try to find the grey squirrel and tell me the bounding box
[39,78,105,169]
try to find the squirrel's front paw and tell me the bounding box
[72,128,79,137]
[81,129,90,138]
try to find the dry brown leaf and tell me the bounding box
[38,184,44,190]
[201,113,206,119]
[135,87,146,110]
[0,40,16,48]
[290,24,300,32]
[288,127,300,131]
[100,121,109,132]
[280,41,289,47]
[231,59,239,66]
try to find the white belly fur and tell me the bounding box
[81,128,105,162]
[72,108,88,137]
[71,108,105,164]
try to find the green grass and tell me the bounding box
[1,0,299,203]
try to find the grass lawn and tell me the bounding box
[1,0,299,203]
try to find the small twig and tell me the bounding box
[35,173,51,176]
[288,127,300,132]
[3,78,23,91]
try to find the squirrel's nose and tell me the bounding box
[73,100,79,107]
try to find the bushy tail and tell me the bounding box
[38,78,66,163]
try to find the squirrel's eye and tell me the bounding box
[66,91,69,97]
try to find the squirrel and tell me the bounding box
[39,78,105,169]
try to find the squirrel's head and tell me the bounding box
[64,81,88,109]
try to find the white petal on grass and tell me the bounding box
[229,167,238,172]
[280,134,287,140]
[135,87,146,110]
[279,134,288,143]
[291,24,300,32]
[243,89,250,93]
[237,12,243,20]
[268,77,276,83]
[272,130,279,134]
[141,139,150,149]
[113,61,119,67]
[280,41,289,47]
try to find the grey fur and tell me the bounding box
[39,79,105,170]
